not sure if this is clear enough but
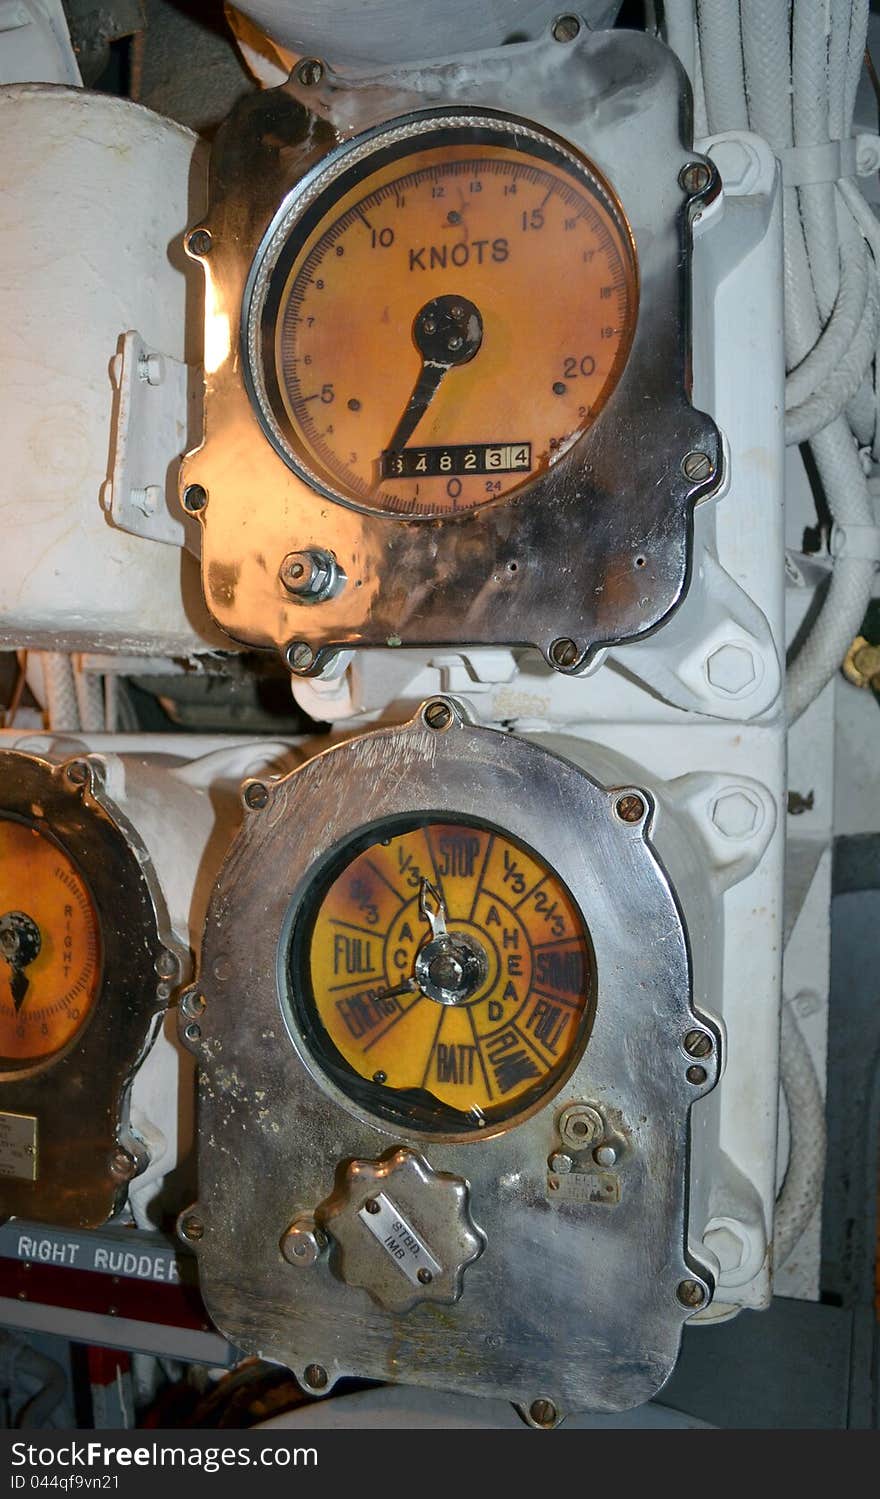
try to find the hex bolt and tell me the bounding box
[683,1029,713,1059]
[681,450,714,483]
[550,637,581,669]
[303,1363,328,1390]
[280,548,340,601]
[244,781,269,810]
[180,1214,204,1244]
[615,792,646,824]
[676,1278,707,1309]
[65,760,90,786]
[182,483,208,513]
[552,14,581,42]
[679,161,712,195]
[705,643,757,697]
[286,641,316,672]
[423,700,453,731]
[529,1398,558,1428]
[281,1219,326,1268]
[108,1147,136,1181]
[296,58,324,87]
[549,1152,573,1175]
[687,1064,707,1085]
[187,229,212,257]
[557,1103,604,1150]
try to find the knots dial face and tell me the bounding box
[254,124,638,517]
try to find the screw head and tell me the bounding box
[681,450,714,483]
[296,58,324,87]
[65,760,90,786]
[687,1064,707,1085]
[593,1144,618,1167]
[417,1267,433,1285]
[244,780,269,810]
[552,14,581,42]
[303,1363,328,1390]
[182,483,207,513]
[683,1029,713,1059]
[286,641,316,672]
[677,1278,707,1309]
[181,990,206,1018]
[155,950,178,980]
[615,792,646,823]
[187,228,212,257]
[549,1151,574,1175]
[423,699,453,731]
[184,1021,201,1043]
[364,1197,381,1215]
[550,637,581,669]
[108,1147,136,1181]
[281,1220,326,1268]
[679,160,712,195]
[529,1397,559,1428]
[180,1214,204,1244]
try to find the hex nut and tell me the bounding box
[703,1225,746,1274]
[557,1103,604,1150]
[711,788,763,839]
[708,138,761,195]
[705,643,757,696]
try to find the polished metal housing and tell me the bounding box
[183,700,719,1414]
[181,21,721,674]
[0,751,181,1228]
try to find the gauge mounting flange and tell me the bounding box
[185,699,719,1413]
[0,750,181,1228]
[181,21,722,674]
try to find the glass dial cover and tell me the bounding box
[250,117,638,517]
[288,817,596,1133]
[0,818,102,1066]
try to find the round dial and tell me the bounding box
[289,818,596,1133]
[251,116,638,517]
[0,818,102,1066]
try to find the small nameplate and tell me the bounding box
[548,1170,620,1206]
[358,1191,442,1286]
[0,1111,38,1181]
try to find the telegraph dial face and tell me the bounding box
[288,817,596,1134]
[249,119,638,517]
[0,817,102,1069]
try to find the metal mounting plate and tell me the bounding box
[0,752,178,1228]
[181,24,721,674]
[186,701,718,1412]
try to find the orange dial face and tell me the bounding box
[255,121,638,517]
[292,819,595,1133]
[0,818,102,1065]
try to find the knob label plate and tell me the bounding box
[358,1191,442,1286]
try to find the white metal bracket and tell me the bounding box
[106,330,197,548]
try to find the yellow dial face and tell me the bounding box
[257,122,638,517]
[292,819,595,1133]
[0,818,102,1066]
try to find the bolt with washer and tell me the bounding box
[557,1102,604,1150]
[281,1218,326,1268]
[280,549,340,602]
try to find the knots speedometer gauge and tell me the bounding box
[184,24,722,669]
[249,123,637,517]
